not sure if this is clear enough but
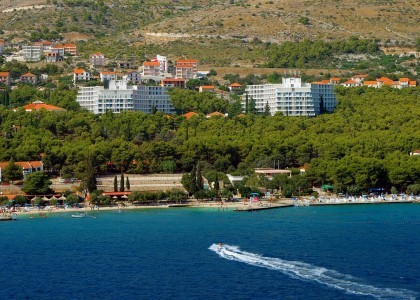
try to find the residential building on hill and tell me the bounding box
[0,161,43,181]
[161,78,186,89]
[73,69,91,82]
[199,85,215,93]
[20,73,37,84]
[175,59,199,79]
[0,72,11,85]
[123,71,141,85]
[90,52,106,66]
[142,61,161,77]
[243,77,336,117]
[76,79,175,114]
[52,44,77,56]
[100,71,117,82]
[0,40,5,54]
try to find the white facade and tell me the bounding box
[22,45,43,61]
[76,80,175,114]
[243,77,336,116]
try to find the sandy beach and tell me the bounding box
[9,199,295,217]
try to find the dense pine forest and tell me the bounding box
[0,86,419,194]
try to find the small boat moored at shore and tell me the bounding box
[71,212,87,218]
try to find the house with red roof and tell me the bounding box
[161,78,186,88]
[100,71,117,82]
[18,100,66,112]
[329,78,341,85]
[229,82,243,92]
[142,61,161,77]
[199,85,215,93]
[90,52,106,66]
[0,72,11,85]
[20,73,37,84]
[0,161,43,181]
[73,68,91,82]
[341,79,358,87]
[363,81,378,88]
[351,74,368,84]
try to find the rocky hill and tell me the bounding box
[0,0,418,68]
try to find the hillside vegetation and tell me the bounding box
[0,86,419,194]
[0,0,420,66]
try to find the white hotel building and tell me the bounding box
[76,80,175,114]
[243,77,336,116]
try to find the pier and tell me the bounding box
[235,201,294,211]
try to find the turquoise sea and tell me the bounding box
[1,204,419,299]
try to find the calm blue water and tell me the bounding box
[1,204,419,300]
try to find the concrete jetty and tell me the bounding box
[235,201,293,211]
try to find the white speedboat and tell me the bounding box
[71,212,87,218]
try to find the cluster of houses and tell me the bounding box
[340,74,417,88]
[73,53,200,85]
[20,41,77,62]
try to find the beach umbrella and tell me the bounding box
[42,196,49,201]
[121,195,128,199]
[113,196,118,199]
[59,195,66,200]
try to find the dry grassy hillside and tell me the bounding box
[0,0,418,43]
[0,0,47,10]
[140,0,419,43]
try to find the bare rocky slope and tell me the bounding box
[1,0,418,43]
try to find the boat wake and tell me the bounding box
[209,244,416,300]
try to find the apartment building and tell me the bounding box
[20,73,37,84]
[76,79,175,114]
[0,72,11,85]
[243,77,336,117]
[73,68,91,82]
[175,59,199,79]
[100,71,117,82]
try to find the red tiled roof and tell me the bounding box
[177,59,198,63]
[0,72,10,77]
[330,77,340,81]
[183,112,198,119]
[399,78,409,82]
[162,78,185,82]
[100,71,117,75]
[409,81,416,86]
[363,81,377,85]
[229,83,242,87]
[144,61,160,67]
[377,77,394,84]
[200,85,215,89]
[90,52,104,57]
[74,68,85,74]
[29,161,43,168]
[22,101,65,112]
[312,80,330,84]
[54,43,76,48]
[343,80,356,84]
[21,72,35,77]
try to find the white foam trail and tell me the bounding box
[209,244,417,300]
